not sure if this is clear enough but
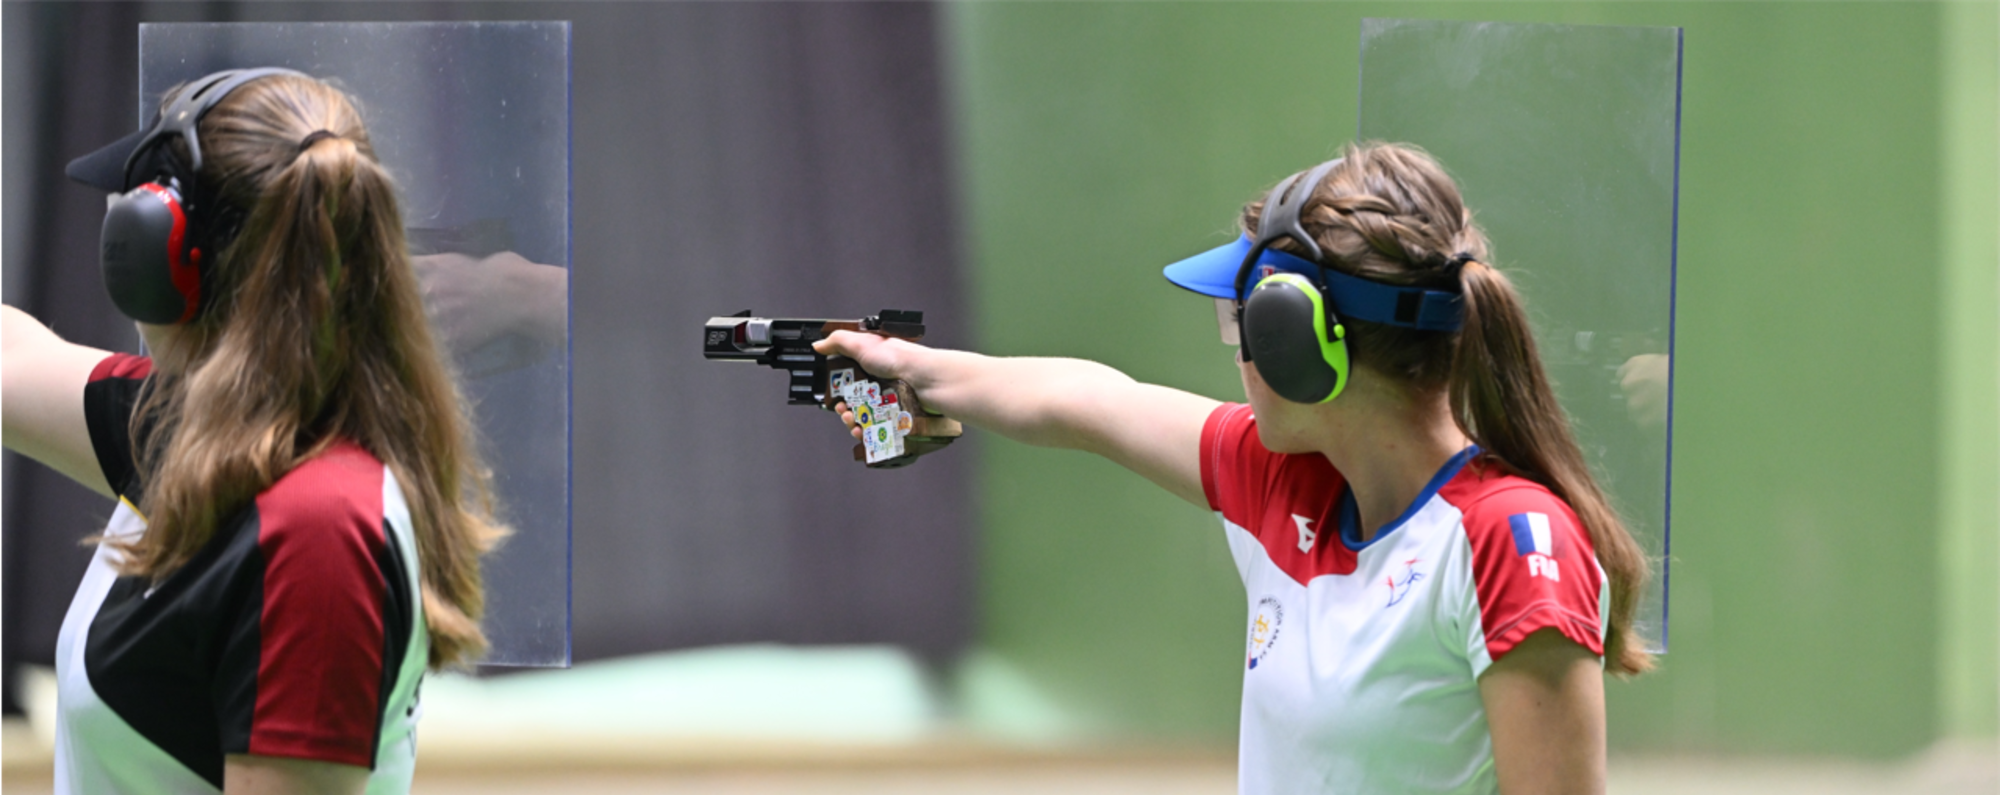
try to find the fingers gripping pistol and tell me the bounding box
[703,310,963,468]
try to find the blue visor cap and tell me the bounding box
[1162,234,1464,332]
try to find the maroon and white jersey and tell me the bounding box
[1202,404,1607,795]
[53,354,428,794]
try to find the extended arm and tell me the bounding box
[224,755,365,795]
[1479,628,1607,795]
[815,331,1219,506]
[2,304,115,497]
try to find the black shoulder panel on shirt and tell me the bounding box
[85,503,263,789]
[82,369,147,500]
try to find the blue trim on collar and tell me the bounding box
[1339,446,1481,551]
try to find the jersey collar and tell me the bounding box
[1339,445,1481,551]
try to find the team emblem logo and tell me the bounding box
[1291,514,1317,553]
[1509,512,1562,581]
[1246,597,1284,670]
[1385,558,1424,607]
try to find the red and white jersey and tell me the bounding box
[1202,404,1606,795]
[53,354,428,794]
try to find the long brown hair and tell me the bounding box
[1241,142,1654,675]
[115,74,503,668]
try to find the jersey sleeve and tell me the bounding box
[1200,403,1275,525]
[215,444,396,769]
[82,353,153,499]
[1459,484,1607,675]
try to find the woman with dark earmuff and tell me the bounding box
[816,142,1651,795]
[3,69,503,795]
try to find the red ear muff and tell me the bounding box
[100,183,203,324]
[82,68,304,325]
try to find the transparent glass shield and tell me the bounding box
[1359,19,1680,650]
[142,22,573,666]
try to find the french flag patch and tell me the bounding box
[1508,512,1555,557]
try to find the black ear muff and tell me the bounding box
[101,183,201,324]
[77,67,305,325]
[1195,156,1464,404]
[1228,158,1352,404]
[1243,273,1349,404]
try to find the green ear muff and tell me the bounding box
[1242,273,1348,403]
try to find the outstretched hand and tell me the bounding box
[812,331,1213,505]
[412,251,566,376]
[813,330,913,381]
[1616,353,1669,430]
[814,330,922,441]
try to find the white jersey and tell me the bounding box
[1201,404,1607,794]
[53,354,428,794]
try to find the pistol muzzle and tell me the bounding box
[704,313,772,359]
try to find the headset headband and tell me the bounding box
[1228,158,1464,332]
[124,67,307,187]
[1233,158,1343,303]
[1255,158,1342,260]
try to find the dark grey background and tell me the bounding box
[2,1,972,710]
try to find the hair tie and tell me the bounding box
[1445,252,1478,276]
[297,130,340,154]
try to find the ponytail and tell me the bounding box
[119,74,503,669]
[1452,260,1654,676]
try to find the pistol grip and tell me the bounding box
[822,347,963,468]
[851,379,963,468]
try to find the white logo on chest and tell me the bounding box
[1291,514,1317,552]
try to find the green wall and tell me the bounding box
[946,1,1999,756]
[1939,0,2000,742]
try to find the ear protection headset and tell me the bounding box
[1232,158,1468,404]
[96,67,306,324]
[1233,159,1352,403]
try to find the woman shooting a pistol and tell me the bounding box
[818,143,1651,795]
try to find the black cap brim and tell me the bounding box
[66,126,151,192]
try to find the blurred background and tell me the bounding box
[3,2,1995,793]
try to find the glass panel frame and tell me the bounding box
[141,22,574,666]
[1359,18,1682,651]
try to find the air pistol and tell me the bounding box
[703,310,962,468]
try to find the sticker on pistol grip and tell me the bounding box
[869,419,902,462]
